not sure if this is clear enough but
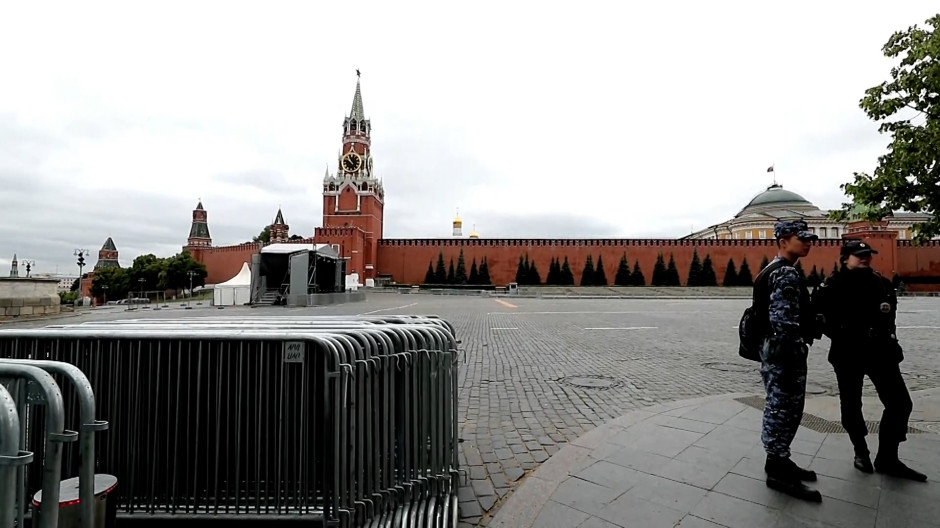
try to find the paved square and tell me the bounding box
[11,292,940,527]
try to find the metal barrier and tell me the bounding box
[1,359,109,528]
[0,362,79,528]
[0,315,460,527]
[0,383,33,528]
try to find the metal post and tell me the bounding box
[0,384,33,528]
[3,359,108,528]
[0,362,78,528]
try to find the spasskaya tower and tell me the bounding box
[315,72,384,281]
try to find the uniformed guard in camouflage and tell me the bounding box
[758,220,822,501]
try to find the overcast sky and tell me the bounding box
[1,1,936,275]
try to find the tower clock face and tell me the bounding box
[342,152,361,172]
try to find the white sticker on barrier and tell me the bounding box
[283,342,305,363]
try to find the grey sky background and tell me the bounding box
[1,1,936,275]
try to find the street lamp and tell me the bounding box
[187,271,195,299]
[74,249,89,305]
[102,284,109,305]
[138,278,145,302]
[22,259,35,278]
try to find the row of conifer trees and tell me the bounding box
[423,250,835,287]
[424,250,492,285]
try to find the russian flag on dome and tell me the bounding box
[767,165,775,172]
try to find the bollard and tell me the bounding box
[31,474,117,528]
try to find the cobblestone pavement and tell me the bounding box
[12,293,940,526]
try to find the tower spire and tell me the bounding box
[9,253,18,277]
[350,75,365,121]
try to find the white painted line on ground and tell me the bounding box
[897,326,940,329]
[488,310,700,316]
[584,327,659,331]
[490,327,519,330]
[359,303,417,315]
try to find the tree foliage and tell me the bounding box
[700,255,718,286]
[651,254,667,286]
[91,251,206,300]
[686,250,703,286]
[455,250,468,284]
[580,255,595,286]
[630,260,645,286]
[559,257,575,285]
[614,253,631,286]
[478,257,491,285]
[833,15,940,242]
[723,258,738,287]
[737,258,754,286]
[664,254,681,286]
[593,255,608,286]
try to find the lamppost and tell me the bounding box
[187,271,195,299]
[138,278,145,302]
[22,259,35,278]
[102,284,109,305]
[74,249,89,305]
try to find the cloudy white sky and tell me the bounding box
[1,1,936,275]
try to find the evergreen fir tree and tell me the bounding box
[515,256,527,285]
[479,257,491,285]
[594,255,608,286]
[759,255,770,273]
[455,250,468,284]
[580,255,595,286]
[469,258,479,285]
[614,253,631,286]
[651,253,667,286]
[434,252,447,284]
[424,261,435,284]
[687,250,703,287]
[630,261,646,286]
[737,258,754,286]
[665,253,681,286]
[528,261,542,285]
[447,258,456,284]
[723,258,738,286]
[560,257,574,285]
[547,257,559,285]
[700,255,718,286]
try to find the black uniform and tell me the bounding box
[814,240,926,481]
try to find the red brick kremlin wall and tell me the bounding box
[191,232,938,289]
[375,238,874,286]
[188,243,260,285]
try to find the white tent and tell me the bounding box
[213,262,251,306]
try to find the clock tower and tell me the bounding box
[316,73,385,280]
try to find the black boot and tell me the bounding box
[765,455,822,502]
[849,435,874,473]
[875,442,927,482]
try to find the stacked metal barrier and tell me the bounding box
[0,315,460,527]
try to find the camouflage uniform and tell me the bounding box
[760,221,816,459]
[760,259,810,458]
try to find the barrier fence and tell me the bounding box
[0,315,460,527]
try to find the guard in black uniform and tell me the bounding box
[814,240,927,481]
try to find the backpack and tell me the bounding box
[738,259,787,361]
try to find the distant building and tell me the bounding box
[682,183,934,241]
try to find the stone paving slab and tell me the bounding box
[490,395,940,528]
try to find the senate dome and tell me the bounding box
[735,184,820,218]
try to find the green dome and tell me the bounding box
[735,184,818,217]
